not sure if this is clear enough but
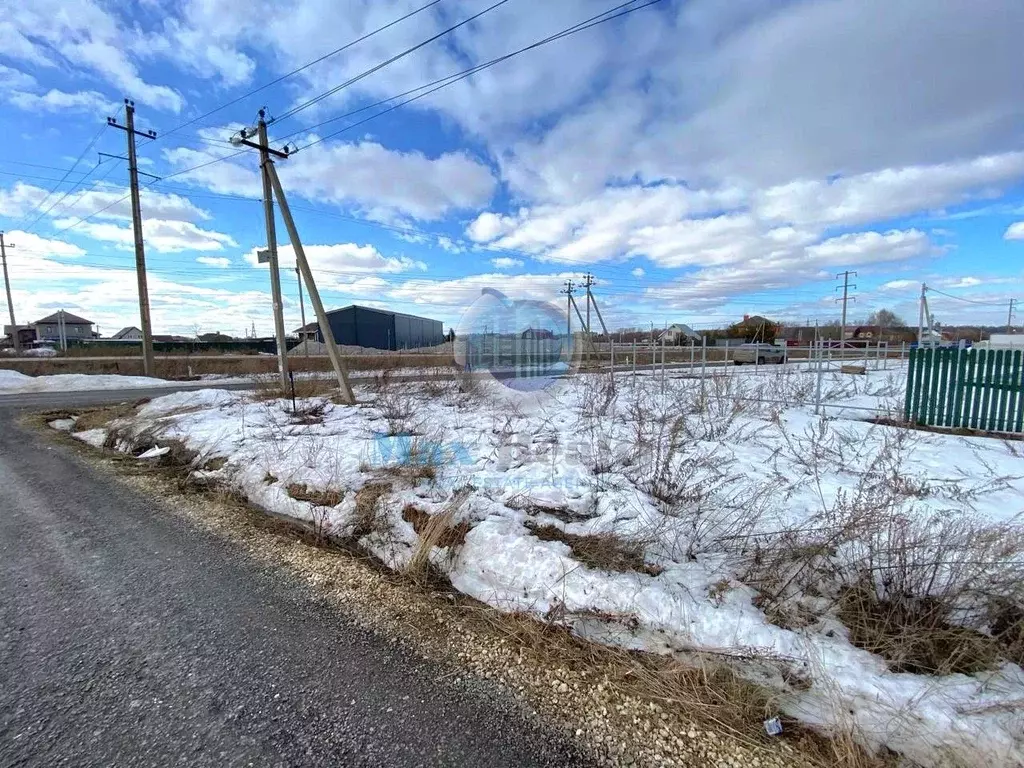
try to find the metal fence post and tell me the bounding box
[815,340,824,416]
[632,339,637,377]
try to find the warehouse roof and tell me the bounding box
[325,304,441,322]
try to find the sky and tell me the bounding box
[1,0,1024,338]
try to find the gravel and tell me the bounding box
[0,412,589,768]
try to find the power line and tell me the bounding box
[152,0,444,142]
[274,0,513,124]
[19,115,115,234]
[284,0,663,151]
[926,286,1013,307]
[44,0,663,242]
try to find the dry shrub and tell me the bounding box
[404,507,462,585]
[350,482,392,538]
[402,504,471,548]
[285,483,343,508]
[526,522,662,577]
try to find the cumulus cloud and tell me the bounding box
[1005,222,1024,240]
[197,256,231,267]
[246,242,425,275]
[167,136,495,222]
[58,219,237,253]
[631,267,645,278]
[8,89,111,113]
[490,257,523,269]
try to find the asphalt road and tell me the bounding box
[0,405,589,767]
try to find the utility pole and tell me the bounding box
[583,272,595,362]
[835,270,857,351]
[918,283,927,347]
[0,233,19,355]
[265,161,354,404]
[1008,298,1017,334]
[562,279,574,358]
[108,100,157,376]
[252,110,290,391]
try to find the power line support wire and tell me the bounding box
[265,162,355,404]
[109,99,157,376]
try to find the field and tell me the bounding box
[54,360,1024,766]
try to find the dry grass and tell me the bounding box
[836,584,1002,675]
[285,483,343,508]
[350,482,392,539]
[402,504,471,548]
[527,522,663,577]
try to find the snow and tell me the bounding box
[0,369,172,393]
[58,360,1024,766]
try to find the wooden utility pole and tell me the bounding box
[0,233,19,354]
[265,162,354,404]
[583,272,595,362]
[108,100,157,376]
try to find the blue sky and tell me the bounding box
[1,0,1024,337]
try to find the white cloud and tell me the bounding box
[1005,222,1024,240]
[880,279,919,292]
[8,89,112,113]
[0,64,36,91]
[57,219,237,253]
[0,182,212,224]
[246,242,425,275]
[490,257,523,269]
[166,136,496,222]
[2,1,182,112]
[197,256,231,267]
[1,230,86,259]
[631,267,645,278]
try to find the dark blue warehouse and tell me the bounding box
[306,305,444,351]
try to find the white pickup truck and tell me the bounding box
[732,342,786,365]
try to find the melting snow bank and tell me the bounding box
[0,369,172,393]
[59,365,1024,766]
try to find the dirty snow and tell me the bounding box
[0,369,172,393]
[61,360,1024,766]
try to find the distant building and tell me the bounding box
[659,323,700,345]
[111,326,143,341]
[2,324,37,347]
[293,322,320,341]
[522,328,555,340]
[306,305,444,351]
[32,311,96,341]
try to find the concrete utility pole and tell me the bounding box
[296,268,309,357]
[835,270,857,351]
[265,162,354,404]
[0,233,19,354]
[109,100,157,376]
[1008,298,1017,334]
[918,282,927,347]
[562,279,574,357]
[583,272,595,363]
[255,111,290,390]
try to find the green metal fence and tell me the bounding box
[904,347,1024,433]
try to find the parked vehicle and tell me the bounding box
[733,342,786,365]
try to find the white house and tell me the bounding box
[112,326,144,341]
[659,323,700,345]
